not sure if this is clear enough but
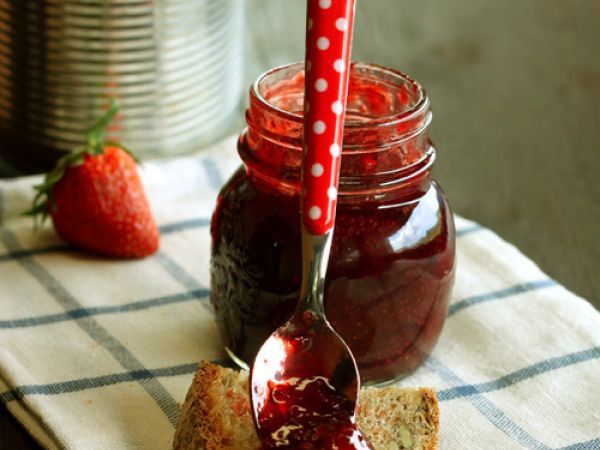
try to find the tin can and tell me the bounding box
[0,0,245,171]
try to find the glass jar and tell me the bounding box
[210,62,456,385]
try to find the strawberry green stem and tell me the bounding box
[85,99,119,155]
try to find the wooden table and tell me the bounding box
[2,0,599,447]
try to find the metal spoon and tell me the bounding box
[250,1,370,448]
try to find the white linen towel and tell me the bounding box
[0,137,598,449]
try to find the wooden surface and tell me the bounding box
[2,0,599,447]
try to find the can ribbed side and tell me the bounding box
[0,0,245,169]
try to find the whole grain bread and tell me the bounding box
[173,362,439,450]
[173,361,438,450]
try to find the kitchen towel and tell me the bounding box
[0,136,599,449]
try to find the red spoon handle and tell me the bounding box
[302,0,356,236]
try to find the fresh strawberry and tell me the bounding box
[27,100,159,258]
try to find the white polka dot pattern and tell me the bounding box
[317,37,330,50]
[331,101,343,115]
[315,78,328,92]
[311,163,325,177]
[302,0,356,235]
[313,121,326,134]
[308,206,322,220]
[330,143,341,157]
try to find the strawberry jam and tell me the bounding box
[255,375,370,449]
[251,312,372,449]
[210,62,456,385]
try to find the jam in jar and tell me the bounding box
[210,62,456,385]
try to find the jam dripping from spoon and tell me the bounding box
[252,311,371,449]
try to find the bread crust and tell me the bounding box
[173,361,439,450]
[173,362,261,450]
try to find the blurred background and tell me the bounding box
[1,0,599,447]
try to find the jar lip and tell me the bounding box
[251,61,430,130]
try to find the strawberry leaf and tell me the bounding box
[85,99,119,155]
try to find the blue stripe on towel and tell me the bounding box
[0,359,233,405]
[0,363,198,404]
[0,218,211,262]
[201,157,225,190]
[0,219,479,263]
[159,218,211,234]
[448,280,557,317]
[0,280,559,334]
[558,438,600,450]
[456,224,482,237]
[0,244,70,262]
[154,251,207,294]
[0,289,209,329]
[438,346,600,401]
[426,356,552,450]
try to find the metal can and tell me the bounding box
[0,0,245,171]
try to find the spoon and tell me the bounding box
[250,1,371,448]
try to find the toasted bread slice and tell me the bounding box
[173,361,439,450]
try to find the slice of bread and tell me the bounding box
[173,361,439,450]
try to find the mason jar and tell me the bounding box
[210,62,456,385]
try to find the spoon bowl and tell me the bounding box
[250,316,362,448]
[250,230,369,450]
[251,310,359,406]
[250,233,367,449]
[251,311,358,445]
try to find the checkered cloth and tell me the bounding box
[1,136,599,450]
